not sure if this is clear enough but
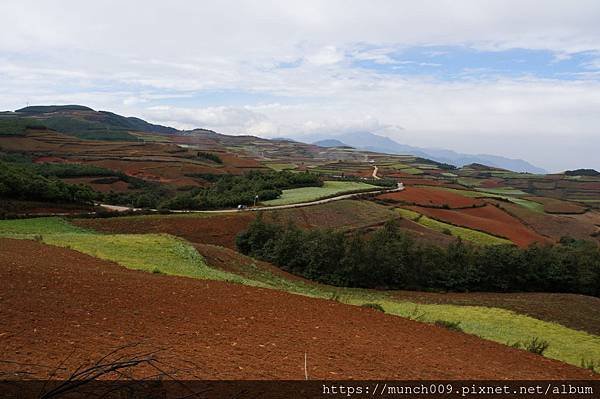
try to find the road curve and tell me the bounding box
[98,182,405,214]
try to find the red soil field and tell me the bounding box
[409,205,549,247]
[376,186,483,209]
[479,178,505,188]
[75,213,256,249]
[1,238,595,380]
[525,196,588,214]
[61,177,131,193]
[487,200,597,242]
[75,201,397,248]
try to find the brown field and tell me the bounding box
[61,177,132,193]
[0,199,94,216]
[1,238,595,380]
[526,196,588,214]
[376,186,483,209]
[75,213,256,249]
[488,200,598,242]
[408,205,549,247]
[264,200,396,231]
[75,200,398,248]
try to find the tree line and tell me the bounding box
[164,170,322,209]
[236,217,600,297]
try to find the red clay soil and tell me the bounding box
[487,200,597,242]
[525,196,588,214]
[479,178,505,189]
[1,238,596,380]
[409,205,549,247]
[376,186,483,209]
[75,213,256,249]
[75,201,396,248]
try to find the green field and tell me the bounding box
[400,167,424,175]
[1,216,599,371]
[396,208,512,245]
[475,187,528,196]
[262,181,378,206]
[264,163,297,171]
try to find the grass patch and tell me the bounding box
[0,217,91,235]
[396,208,512,245]
[264,163,297,171]
[475,187,528,196]
[360,299,600,369]
[400,167,424,175]
[262,181,378,206]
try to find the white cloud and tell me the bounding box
[1,1,600,171]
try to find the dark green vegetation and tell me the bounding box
[0,154,169,209]
[0,116,48,135]
[164,170,322,209]
[510,337,551,356]
[3,105,179,141]
[196,151,223,164]
[565,169,600,177]
[237,217,600,297]
[0,160,96,205]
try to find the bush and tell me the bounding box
[361,303,385,312]
[511,337,550,356]
[434,320,463,332]
[236,218,600,297]
[580,358,598,373]
[197,151,223,164]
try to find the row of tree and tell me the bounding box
[0,161,97,204]
[164,170,323,209]
[236,217,600,297]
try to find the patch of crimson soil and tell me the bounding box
[61,177,132,193]
[392,290,600,336]
[1,238,596,380]
[486,200,596,242]
[0,199,94,216]
[525,196,588,215]
[479,178,505,188]
[74,213,256,249]
[408,205,549,247]
[194,243,310,284]
[376,186,483,209]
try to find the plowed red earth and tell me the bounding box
[409,205,549,247]
[376,186,483,209]
[1,238,595,380]
[75,213,256,249]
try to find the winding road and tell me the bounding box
[98,165,404,214]
[99,181,404,214]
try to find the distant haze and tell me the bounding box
[2,1,600,171]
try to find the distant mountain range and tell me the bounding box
[4,105,546,173]
[312,139,354,148]
[309,132,546,174]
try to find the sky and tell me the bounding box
[1,1,600,172]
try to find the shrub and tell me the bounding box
[580,358,598,373]
[434,319,463,332]
[152,268,163,274]
[361,303,385,312]
[511,337,550,356]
